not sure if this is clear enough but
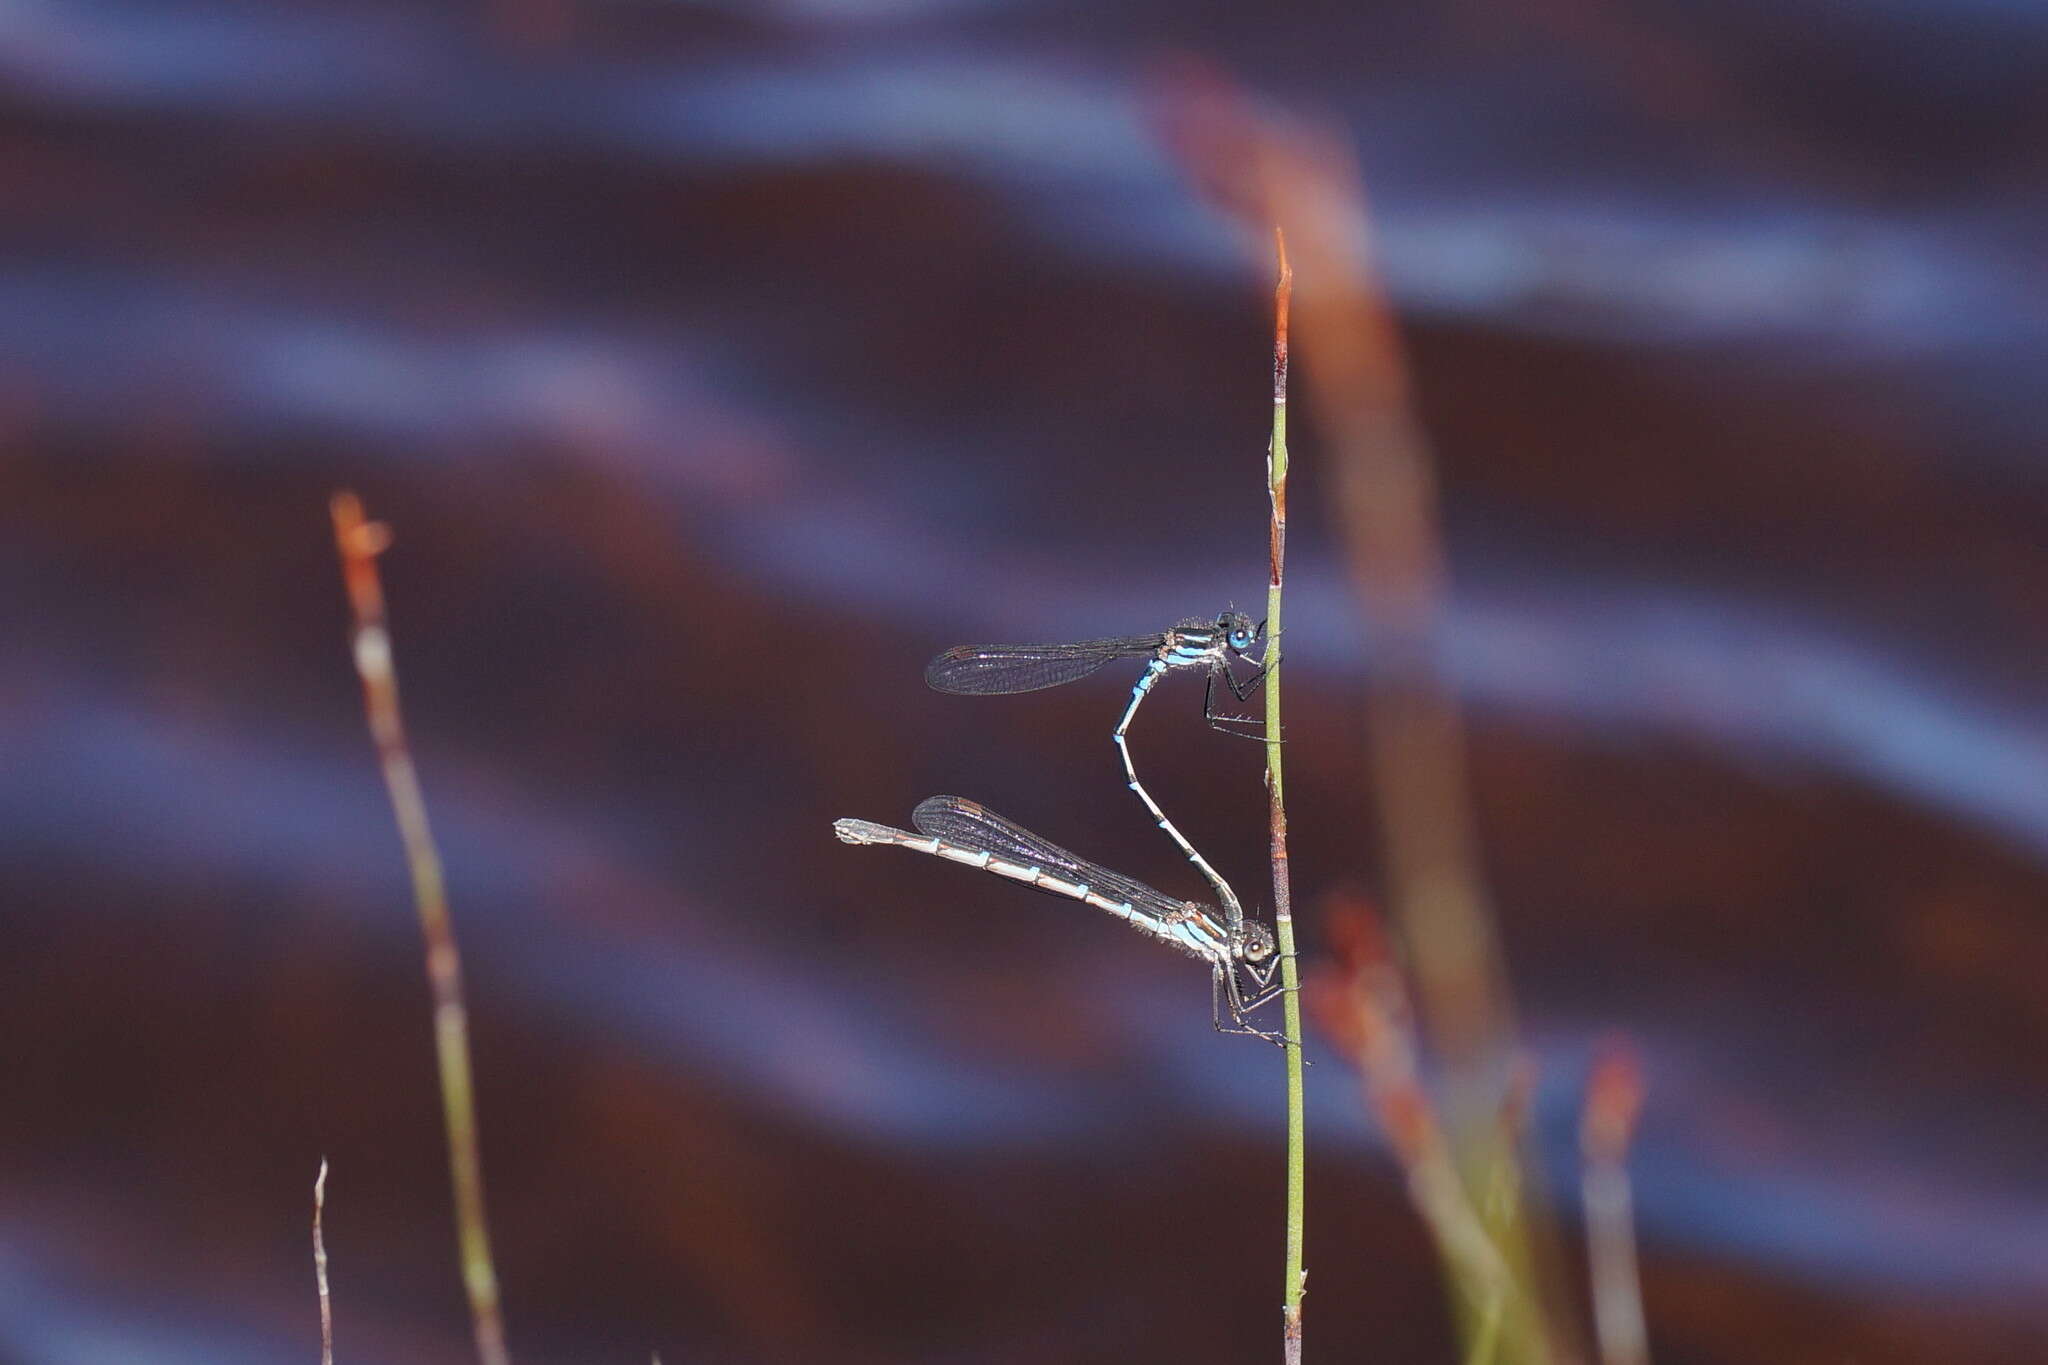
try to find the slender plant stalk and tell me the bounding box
[1265,228,1307,1365]
[1466,1292,1505,1365]
[1162,79,1586,1363]
[331,493,511,1365]
[1241,119,1559,1365]
[1322,897,1522,1343]
[313,1159,334,1365]
[1582,1045,1649,1365]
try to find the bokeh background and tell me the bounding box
[4,1,2047,1361]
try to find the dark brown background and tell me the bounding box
[2,0,2046,1360]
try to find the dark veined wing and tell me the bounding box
[923,635,1163,695]
[911,795,1191,920]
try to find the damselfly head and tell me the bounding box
[1239,920,1276,962]
[1218,611,1258,653]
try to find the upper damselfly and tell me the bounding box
[924,613,1270,932]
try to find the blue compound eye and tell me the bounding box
[1229,628,1253,650]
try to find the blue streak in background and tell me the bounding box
[0,1225,289,1364]
[741,486,2048,867]
[1451,576,2048,858]
[4,650,2043,1303]
[3,0,2045,1336]
[0,659,1172,1148]
[2,6,2042,356]
[1529,1028,2048,1303]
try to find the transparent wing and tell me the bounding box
[923,636,1162,695]
[911,795,1190,921]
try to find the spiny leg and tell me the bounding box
[1237,958,1291,1013]
[1115,662,1246,935]
[1221,653,1272,704]
[1211,963,1287,1044]
[1231,958,1302,1053]
[1203,683,1279,743]
[1202,658,1276,737]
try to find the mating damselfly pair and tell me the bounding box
[834,613,1285,1040]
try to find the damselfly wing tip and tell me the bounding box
[922,646,971,691]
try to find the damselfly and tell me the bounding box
[924,613,1269,932]
[835,795,1281,1038]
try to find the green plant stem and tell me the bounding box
[1266,231,1306,1365]
[1465,1292,1505,1365]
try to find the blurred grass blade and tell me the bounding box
[332,492,511,1365]
[1582,1043,1650,1365]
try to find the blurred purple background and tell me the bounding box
[3,0,2047,1361]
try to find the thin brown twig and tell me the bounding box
[314,1159,334,1365]
[332,492,511,1365]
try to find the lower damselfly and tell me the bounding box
[835,795,1281,1039]
[924,613,1269,933]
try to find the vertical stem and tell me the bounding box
[1154,80,1571,1363]
[313,1159,334,1365]
[1465,1293,1505,1365]
[1261,129,1557,1365]
[1582,1045,1650,1365]
[1266,229,1307,1365]
[332,493,511,1365]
